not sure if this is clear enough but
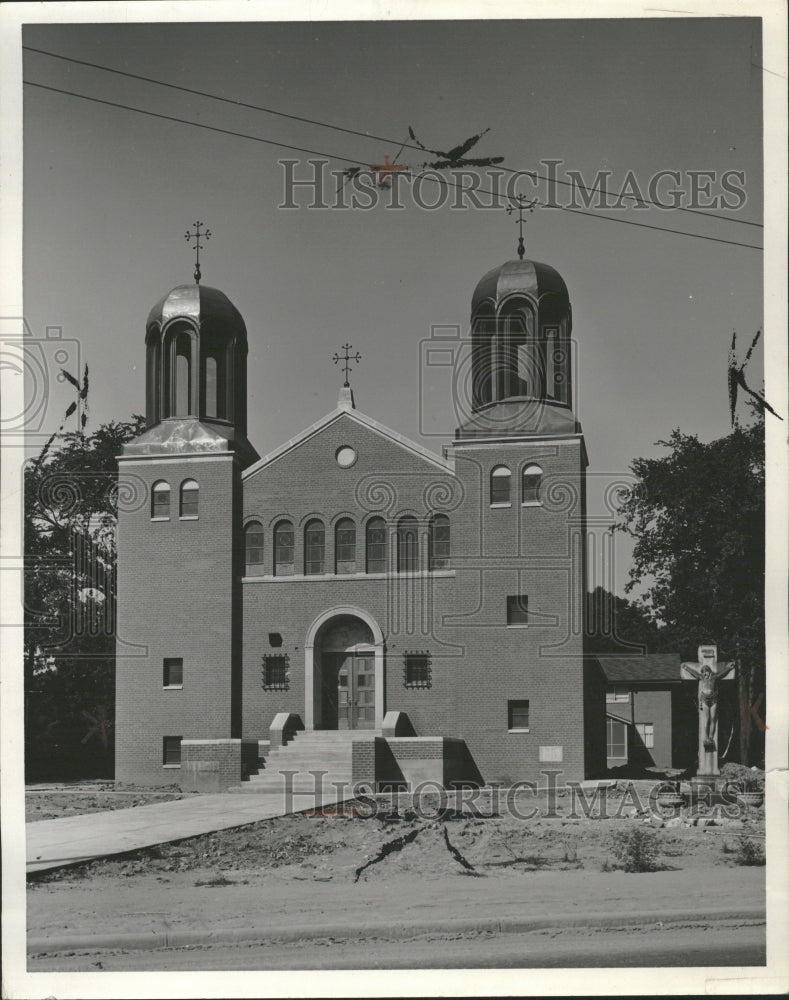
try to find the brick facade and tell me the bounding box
[115,261,602,789]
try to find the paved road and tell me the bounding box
[28,920,766,971]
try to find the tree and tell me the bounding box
[615,414,765,764]
[24,416,145,778]
[584,585,667,655]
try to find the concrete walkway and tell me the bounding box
[26,785,341,874]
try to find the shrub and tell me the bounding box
[609,826,661,873]
[728,834,765,867]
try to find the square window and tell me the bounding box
[404,652,431,688]
[508,699,530,730]
[262,654,289,690]
[163,736,182,766]
[163,657,183,687]
[605,687,630,703]
[506,595,529,625]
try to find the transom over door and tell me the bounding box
[337,654,376,730]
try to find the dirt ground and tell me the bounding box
[26,781,766,971]
[25,782,190,822]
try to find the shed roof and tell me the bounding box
[596,654,681,684]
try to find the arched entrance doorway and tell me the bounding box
[304,607,385,731]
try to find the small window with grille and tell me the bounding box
[162,736,182,766]
[262,653,289,690]
[403,651,431,688]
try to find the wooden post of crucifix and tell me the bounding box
[505,195,538,261]
[185,221,211,285]
[680,645,736,778]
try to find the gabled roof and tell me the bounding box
[242,403,454,481]
[596,654,681,684]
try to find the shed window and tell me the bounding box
[304,519,325,575]
[366,517,387,573]
[274,521,295,576]
[335,518,356,574]
[490,466,512,505]
[180,479,199,518]
[607,717,627,758]
[151,481,170,519]
[635,722,654,749]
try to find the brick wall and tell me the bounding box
[238,412,589,786]
[115,450,242,786]
[180,738,259,792]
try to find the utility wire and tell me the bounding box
[24,44,763,231]
[24,80,763,252]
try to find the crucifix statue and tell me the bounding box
[505,195,538,260]
[680,645,736,776]
[185,221,211,285]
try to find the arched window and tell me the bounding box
[179,479,199,518]
[429,514,450,570]
[490,465,512,505]
[304,519,325,575]
[522,465,543,505]
[335,518,356,574]
[244,521,264,573]
[273,520,295,576]
[174,330,192,417]
[151,480,170,519]
[366,517,387,574]
[397,516,419,573]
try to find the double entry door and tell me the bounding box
[322,651,375,730]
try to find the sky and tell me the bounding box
[18,13,767,594]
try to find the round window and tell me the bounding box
[336,446,357,468]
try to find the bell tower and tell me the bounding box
[115,241,258,786]
[448,247,593,781]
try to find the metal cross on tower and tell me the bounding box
[333,343,362,387]
[505,195,538,260]
[184,221,211,285]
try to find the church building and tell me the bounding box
[115,250,613,791]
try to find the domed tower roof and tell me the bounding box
[128,281,258,467]
[456,256,578,440]
[471,259,568,315]
[146,284,246,338]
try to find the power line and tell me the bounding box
[24,80,763,252]
[24,44,763,231]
